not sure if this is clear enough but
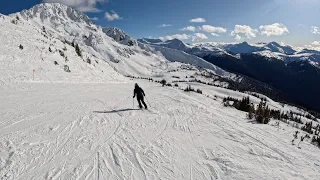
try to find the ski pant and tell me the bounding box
[137,96,147,109]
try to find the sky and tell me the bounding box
[1,0,320,48]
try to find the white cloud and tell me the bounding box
[201,25,227,33]
[90,17,99,21]
[298,41,320,51]
[231,25,258,40]
[211,33,219,37]
[159,34,190,41]
[311,41,320,46]
[297,24,307,28]
[180,26,196,32]
[259,23,289,36]
[105,11,122,21]
[43,0,107,12]
[189,18,206,23]
[159,24,172,28]
[192,33,208,42]
[235,34,242,41]
[311,26,320,34]
[295,41,320,51]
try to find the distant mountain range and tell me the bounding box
[138,38,320,64]
[138,38,320,111]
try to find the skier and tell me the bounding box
[133,83,148,109]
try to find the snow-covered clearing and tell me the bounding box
[1,81,319,180]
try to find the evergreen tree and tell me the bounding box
[255,99,271,124]
[87,58,91,64]
[247,103,255,119]
[239,97,250,112]
[312,135,320,147]
[255,101,264,123]
[264,105,271,124]
[160,79,166,87]
[301,122,313,134]
[75,44,82,57]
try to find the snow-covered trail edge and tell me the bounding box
[0,81,319,180]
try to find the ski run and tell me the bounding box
[1,81,320,180]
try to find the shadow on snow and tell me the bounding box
[93,108,140,114]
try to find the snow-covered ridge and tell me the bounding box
[17,3,92,25]
[1,2,234,84]
[140,38,320,66]
[102,27,137,46]
[145,44,230,77]
[193,41,297,55]
[138,38,238,59]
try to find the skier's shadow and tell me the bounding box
[93,108,139,114]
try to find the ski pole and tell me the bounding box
[133,98,134,109]
[145,96,151,108]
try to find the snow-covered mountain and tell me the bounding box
[222,41,262,54]
[138,38,237,58]
[213,41,318,66]
[298,49,320,55]
[139,38,320,69]
[219,41,295,55]
[1,3,235,84]
[139,38,318,64]
[138,37,163,44]
[264,42,296,55]
[139,38,320,112]
[18,3,92,25]
[102,27,137,46]
[150,38,190,51]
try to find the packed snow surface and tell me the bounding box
[0,81,320,180]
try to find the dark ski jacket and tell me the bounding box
[133,86,145,99]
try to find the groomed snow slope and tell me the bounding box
[1,81,319,180]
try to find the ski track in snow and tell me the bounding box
[0,81,320,180]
